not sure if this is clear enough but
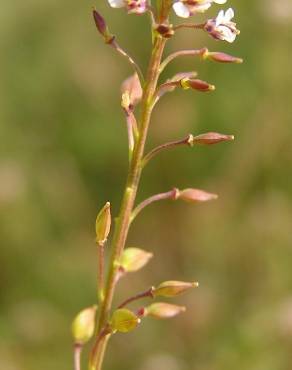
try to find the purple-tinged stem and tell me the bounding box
[131,188,179,222]
[173,23,206,31]
[142,134,194,167]
[118,287,154,309]
[159,48,207,73]
[74,344,82,370]
[111,40,144,83]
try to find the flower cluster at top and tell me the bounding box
[107,0,240,43]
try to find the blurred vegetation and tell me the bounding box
[1,1,292,369]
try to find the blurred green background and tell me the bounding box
[1,1,292,369]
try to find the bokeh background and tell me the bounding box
[1,1,292,369]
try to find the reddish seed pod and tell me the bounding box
[207,52,243,64]
[92,9,114,44]
[181,78,215,92]
[178,189,218,203]
[93,9,107,36]
[192,132,235,145]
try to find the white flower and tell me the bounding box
[204,8,240,42]
[173,0,227,19]
[107,0,148,14]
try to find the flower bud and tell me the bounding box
[180,78,215,92]
[121,73,143,109]
[145,303,186,319]
[155,24,174,38]
[95,202,111,246]
[205,52,243,64]
[120,248,153,273]
[192,132,234,145]
[169,71,198,83]
[178,189,218,203]
[110,309,140,333]
[153,280,199,298]
[92,9,114,44]
[72,305,97,345]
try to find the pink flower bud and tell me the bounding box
[178,189,218,203]
[95,202,111,246]
[156,24,174,38]
[180,78,215,92]
[206,52,243,64]
[120,247,153,273]
[121,73,143,109]
[192,132,235,145]
[110,309,140,333]
[92,9,114,44]
[153,280,199,298]
[145,303,186,319]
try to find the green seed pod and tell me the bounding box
[72,305,97,345]
[153,280,199,298]
[110,309,140,333]
[120,248,153,273]
[145,303,186,319]
[95,202,111,246]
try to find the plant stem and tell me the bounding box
[131,188,179,222]
[89,34,167,370]
[142,134,194,166]
[159,48,207,73]
[97,244,105,303]
[74,344,82,370]
[117,287,154,309]
[173,23,206,31]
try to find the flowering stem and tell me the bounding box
[74,344,82,370]
[89,32,167,370]
[142,134,194,167]
[131,188,179,222]
[159,48,207,73]
[118,287,154,309]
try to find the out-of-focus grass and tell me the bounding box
[0,1,292,369]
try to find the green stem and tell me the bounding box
[89,34,167,370]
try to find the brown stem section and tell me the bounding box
[111,40,144,82]
[173,23,206,31]
[159,48,207,73]
[74,344,82,370]
[89,34,167,370]
[118,287,154,309]
[143,134,194,166]
[131,188,179,222]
